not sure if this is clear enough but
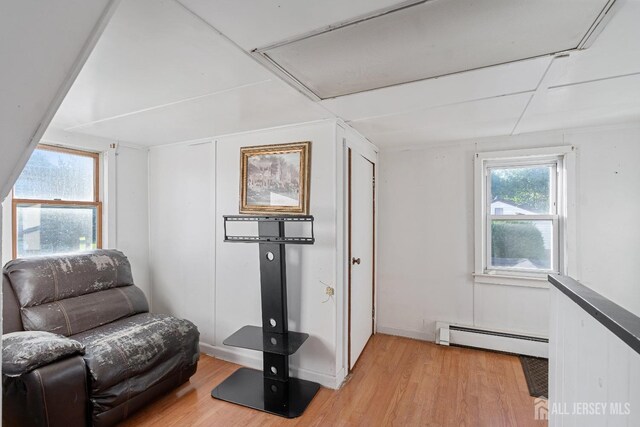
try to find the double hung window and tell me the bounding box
[486,160,559,273]
[475,146,574,283]
[12,145,102,258]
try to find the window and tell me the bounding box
[474,146,574,284]
[488,162,557,272]
[12,145,101,258]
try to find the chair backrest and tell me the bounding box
[3,250,148,336]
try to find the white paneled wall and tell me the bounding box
[377,123,640,341]
[212,121,339,386]
[110,145,151,298]
[148,142,215,344]
[549,286,640,426]
[147,120,355,388]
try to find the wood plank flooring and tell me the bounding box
[120,334,547,426]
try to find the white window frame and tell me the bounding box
[474,146,575,288]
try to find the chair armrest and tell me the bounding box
[3,355,89,427]
[2,331,84,377]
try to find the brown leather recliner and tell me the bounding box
[2,250,200,426]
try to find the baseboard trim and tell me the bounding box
[199,342,342,389]
[376,326,435,342]
[334,367,347,389]
[376,324,548,357]
[435,323,548,358]
[198,342,217,356]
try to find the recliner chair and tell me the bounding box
[2,250,200,426]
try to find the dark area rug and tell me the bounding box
[520,356,548,398]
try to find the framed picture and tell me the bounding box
[240,141,311,215]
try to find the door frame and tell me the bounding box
[344,137,378,373]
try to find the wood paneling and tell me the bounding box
[121,334,546,426]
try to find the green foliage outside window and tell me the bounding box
[491,167,550,213]
[491,221,547,268]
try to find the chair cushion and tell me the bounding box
[72,313,199,393]
[21,285,149,336]
[2,331,85,377]
[4,250,134,308]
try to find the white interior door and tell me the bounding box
[349,150,374,370]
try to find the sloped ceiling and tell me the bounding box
[49,0,332,145]
[0,0,116,201]
[48,0,640,148]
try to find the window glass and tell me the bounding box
[14,148,95,201]
[490,165,552,215]
[16,204,98,258]
[12,145,101,259]
[491,219,553,270]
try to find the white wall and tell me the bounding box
[148,120,344,388]
[111,145,151,297]
[1,131,151,298]
[148,141,215,345]
[377,123,640,341]
[549,286,640,426]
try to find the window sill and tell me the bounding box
[473,273,550,289]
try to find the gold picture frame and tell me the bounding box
[240,141,311,215]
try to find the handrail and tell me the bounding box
[548,274,640,355]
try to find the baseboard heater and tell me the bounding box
[435,322,548,358]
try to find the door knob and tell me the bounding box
[352,257,361,265]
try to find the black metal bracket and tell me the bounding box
[223,215,315,244]
[212,215,320,418]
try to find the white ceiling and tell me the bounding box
[50,0,332,145]
[178,0,406,51]
[49,0,640,148]
[260,0,610,98]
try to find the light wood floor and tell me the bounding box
[120,334,547,426]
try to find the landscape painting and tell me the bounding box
[240,141,311,215]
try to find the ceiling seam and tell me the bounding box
[380,121,640,153]
[510,57,560,135]
[173,0,341,121]
[253,0,429,52]
[348,90,536,124]
[577,0,618,49]
[548,71,640,90]
[63,79,272,131]
[269,51,581,101]
[509,93,536,137]
[144,118,337,150]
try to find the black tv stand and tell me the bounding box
[211,215,320,418]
